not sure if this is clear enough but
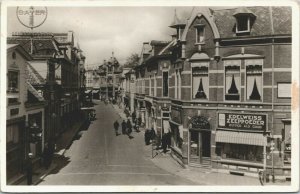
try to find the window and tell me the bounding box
[225,60,241,101]
[149,75,152,96]
[236,15,250,32]
[175,70,181,99]
[7,71,19,93]
[172,125,182,149]
[163,71,169,97]
[12,52,16,59]
[196,26,205,44]
[282,121,291,164]
[246,59,263,101]
[216,143,263,162]
[6,124,19,144]
[192,62,209,100]
[154,74,157,97]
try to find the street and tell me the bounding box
[39,101,196,185]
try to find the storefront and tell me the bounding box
[214,112,267,175]
[188,116,211,165]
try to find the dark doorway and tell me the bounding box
[202,131,211,157]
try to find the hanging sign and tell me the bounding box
[17,6,48,29]
[218,113,267,131]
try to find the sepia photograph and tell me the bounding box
[1,0,299,192]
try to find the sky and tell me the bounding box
[7,6,193,68]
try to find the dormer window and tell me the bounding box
[233,7,256,35]
[236,15,250,32]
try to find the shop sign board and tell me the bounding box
[218,113,267,131]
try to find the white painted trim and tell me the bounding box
[182,71,191,74]
[209,86,224,88]
[209,70,224,74]
[263,85,278,88]
[263,68,291,72]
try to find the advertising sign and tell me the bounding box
[17,6,47,29]
[218,113,267,131]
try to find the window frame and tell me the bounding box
[195,25,205,44]
[191,61,209,101]
[7,70,20,93]
[162,71,169,97]
[245,59,263,102]
[224,60,241,102]
[236,15,251,33]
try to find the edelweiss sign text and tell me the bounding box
[218,113,267,131]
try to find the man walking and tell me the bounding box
[127,119,132,137]
[121,120,127,135]
[114,120,119,136]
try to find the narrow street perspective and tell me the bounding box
[3,3,297,192]
[38,101,195,185]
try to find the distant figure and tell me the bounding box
[166,131,171,148]
[126,119,132,136]
[150,127,156,141]
[132,112,136,124]
[43,144,51,169]
[144,128,151,145]
[138,117,142,126]
[26,154,33,185]
[121,120,127,135]
[161,133,168,153]
[113,120,119,136]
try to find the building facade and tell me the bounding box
[133,7,291,180]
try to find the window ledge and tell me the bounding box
[195,42,205,46]
[8,102,21,106]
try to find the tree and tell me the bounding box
[123,53,140,68]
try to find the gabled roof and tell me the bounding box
[7,36,60,59]
[7,44,32,61]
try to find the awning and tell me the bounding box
[215,130,265,146]
[85,90,91,94]
[92,90,100,94]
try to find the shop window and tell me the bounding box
[7,71,19,93]
[172,126,182,149]
[282,122,291,164]
[6,124,19,144]
[216,142,263,162]
[163,71,169,97]
[192,62,209,100]
[246,59,263,101]
[225,60,241,101]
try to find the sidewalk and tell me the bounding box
[111,105,291,186]
[14,114,87,185]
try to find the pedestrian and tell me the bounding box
[150,127,156,142]
[144,128,151,145]
[43,144,51,169]
[113,120,119,136]
[166,130,171,148]
[161,133,168,153]
[132,112,136,124]
[26,153,33,185]
[126,119,132,136]
[121,120,126,135]
[134,123,140,132]
[138,117,142,126]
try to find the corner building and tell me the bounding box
[158,7,291,180]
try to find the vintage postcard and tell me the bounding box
[1,0,299,192]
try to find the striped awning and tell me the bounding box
[215,130,265,146]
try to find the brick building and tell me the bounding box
[133,7,291,180]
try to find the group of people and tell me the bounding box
[114,118,137,138]
[145,128,171,153]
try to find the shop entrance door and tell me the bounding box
[189,130,211,164]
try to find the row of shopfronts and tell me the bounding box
[123,6,292,180]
